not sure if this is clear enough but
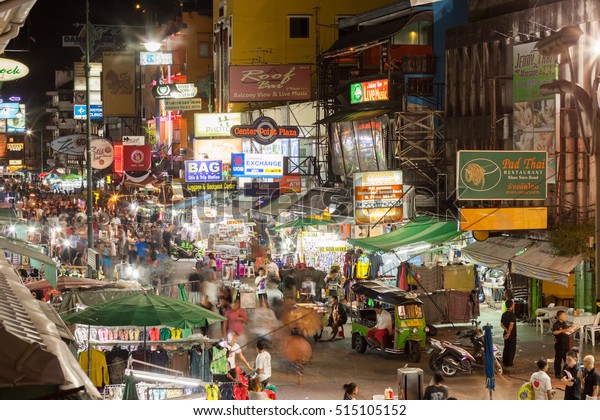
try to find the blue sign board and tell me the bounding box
[0,102,19,118]
[74,104,103,120]
[231,153,284,178]
[185,160,223,183]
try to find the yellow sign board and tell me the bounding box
[459,207,547,231]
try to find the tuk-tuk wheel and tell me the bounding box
[406,340,421,363]
[352,333,367,353]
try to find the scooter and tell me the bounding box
[169,241,203,261]
[428,330,503,377]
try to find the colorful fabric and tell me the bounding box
[78,349,110,387]
[210,347,228,375]
[159,327,172,341]
[234,383,249,400]
[170,328,182,339]
[205,384,221,400]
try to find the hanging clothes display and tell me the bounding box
[150,346,170,371]
[368,253,383,279]
[355,252,371,279]
[170,348,190,376]
[105,346,129,385]
[78,348,110,387]
[205,383,221,400]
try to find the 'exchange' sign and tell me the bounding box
[457,151,547,200]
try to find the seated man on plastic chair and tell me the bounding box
[367,303,392,349]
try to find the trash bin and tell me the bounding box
[397,367,423,400]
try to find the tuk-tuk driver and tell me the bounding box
[367,302,392,349]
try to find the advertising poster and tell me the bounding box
[457,150,547,200]
[89,138,114,170]
[229,65,312,102]
[350,79,389,104]
[353,171,403,225]
[102,51,135,117]
[513,42,557,184]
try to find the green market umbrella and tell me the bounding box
[62,292,225,328]
[62,173,83,180]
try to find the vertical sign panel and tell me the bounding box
[102,51,136,117]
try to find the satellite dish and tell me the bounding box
[74,212,87,227]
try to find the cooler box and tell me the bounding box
[397,367,423,400]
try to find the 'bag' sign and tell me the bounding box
[185,160,223,182]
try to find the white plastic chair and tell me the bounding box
[584,312,600,346]
[536,303,555,334]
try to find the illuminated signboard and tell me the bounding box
[350,79,389,104]
[354,170,403,225]
[231,153,284,178]
[230,116,299,146]
[152,83,198,100]
[0,58,29,81]
[194,113,242,137]
[185,160,223,182]
[140,51,173,65]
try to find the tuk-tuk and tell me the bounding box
[349,280,427,362]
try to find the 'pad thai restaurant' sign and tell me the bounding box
[457,150,547,200]
[229,65,311,102]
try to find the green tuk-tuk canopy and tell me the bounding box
[351,280,423,306]
[347,217,459,252]
[273,217,336,230]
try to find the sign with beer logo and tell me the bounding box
[350,79,389,104]
[230,116,300,145]
[194,113,242,137]
[354,171,403,225]
[457,150,547,200]
[152,83,198,99]
[231,153,284,178]
[185,160,223,182]
[89,138,114,170]
[0,58,29,81]
[123,145,151,171]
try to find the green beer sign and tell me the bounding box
[457,151,547,200]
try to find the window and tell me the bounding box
[198,41,210,58]
[289,16,310,38]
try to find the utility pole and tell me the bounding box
[85,0,94,254]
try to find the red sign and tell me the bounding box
[229,65,312,102]
[114,144,123,173]
[279,175,301,193]
[123,145,151,171]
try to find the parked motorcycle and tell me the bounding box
[428,329,503,377]
[169,241,204,261]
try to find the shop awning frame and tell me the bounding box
[316,108,393,125]
[347,217,460,253]
[323,11,434,59]
[461,237,533,272]
[510,242,584,287]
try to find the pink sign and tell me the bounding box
[229,65,312,102]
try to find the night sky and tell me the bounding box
[1,0,183,119]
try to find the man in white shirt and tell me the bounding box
[254,340,272,389]
[219,332,253,381]
[367,303,392,349]
[530,358,553,400]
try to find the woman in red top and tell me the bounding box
[222,299,248,338]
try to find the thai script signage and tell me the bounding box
[229,65,311,102]
[457,151,547,200]
[230,116,299,146]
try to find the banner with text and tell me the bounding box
[229,65,311,102]
[512,42,557,184]
[354,171,403,226]
[457,150,547,200]
[231,153,284,178]
[194,113,242,137]
[102,51,136,117]
[185,160,223,183]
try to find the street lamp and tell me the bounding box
[536,26,600,303]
